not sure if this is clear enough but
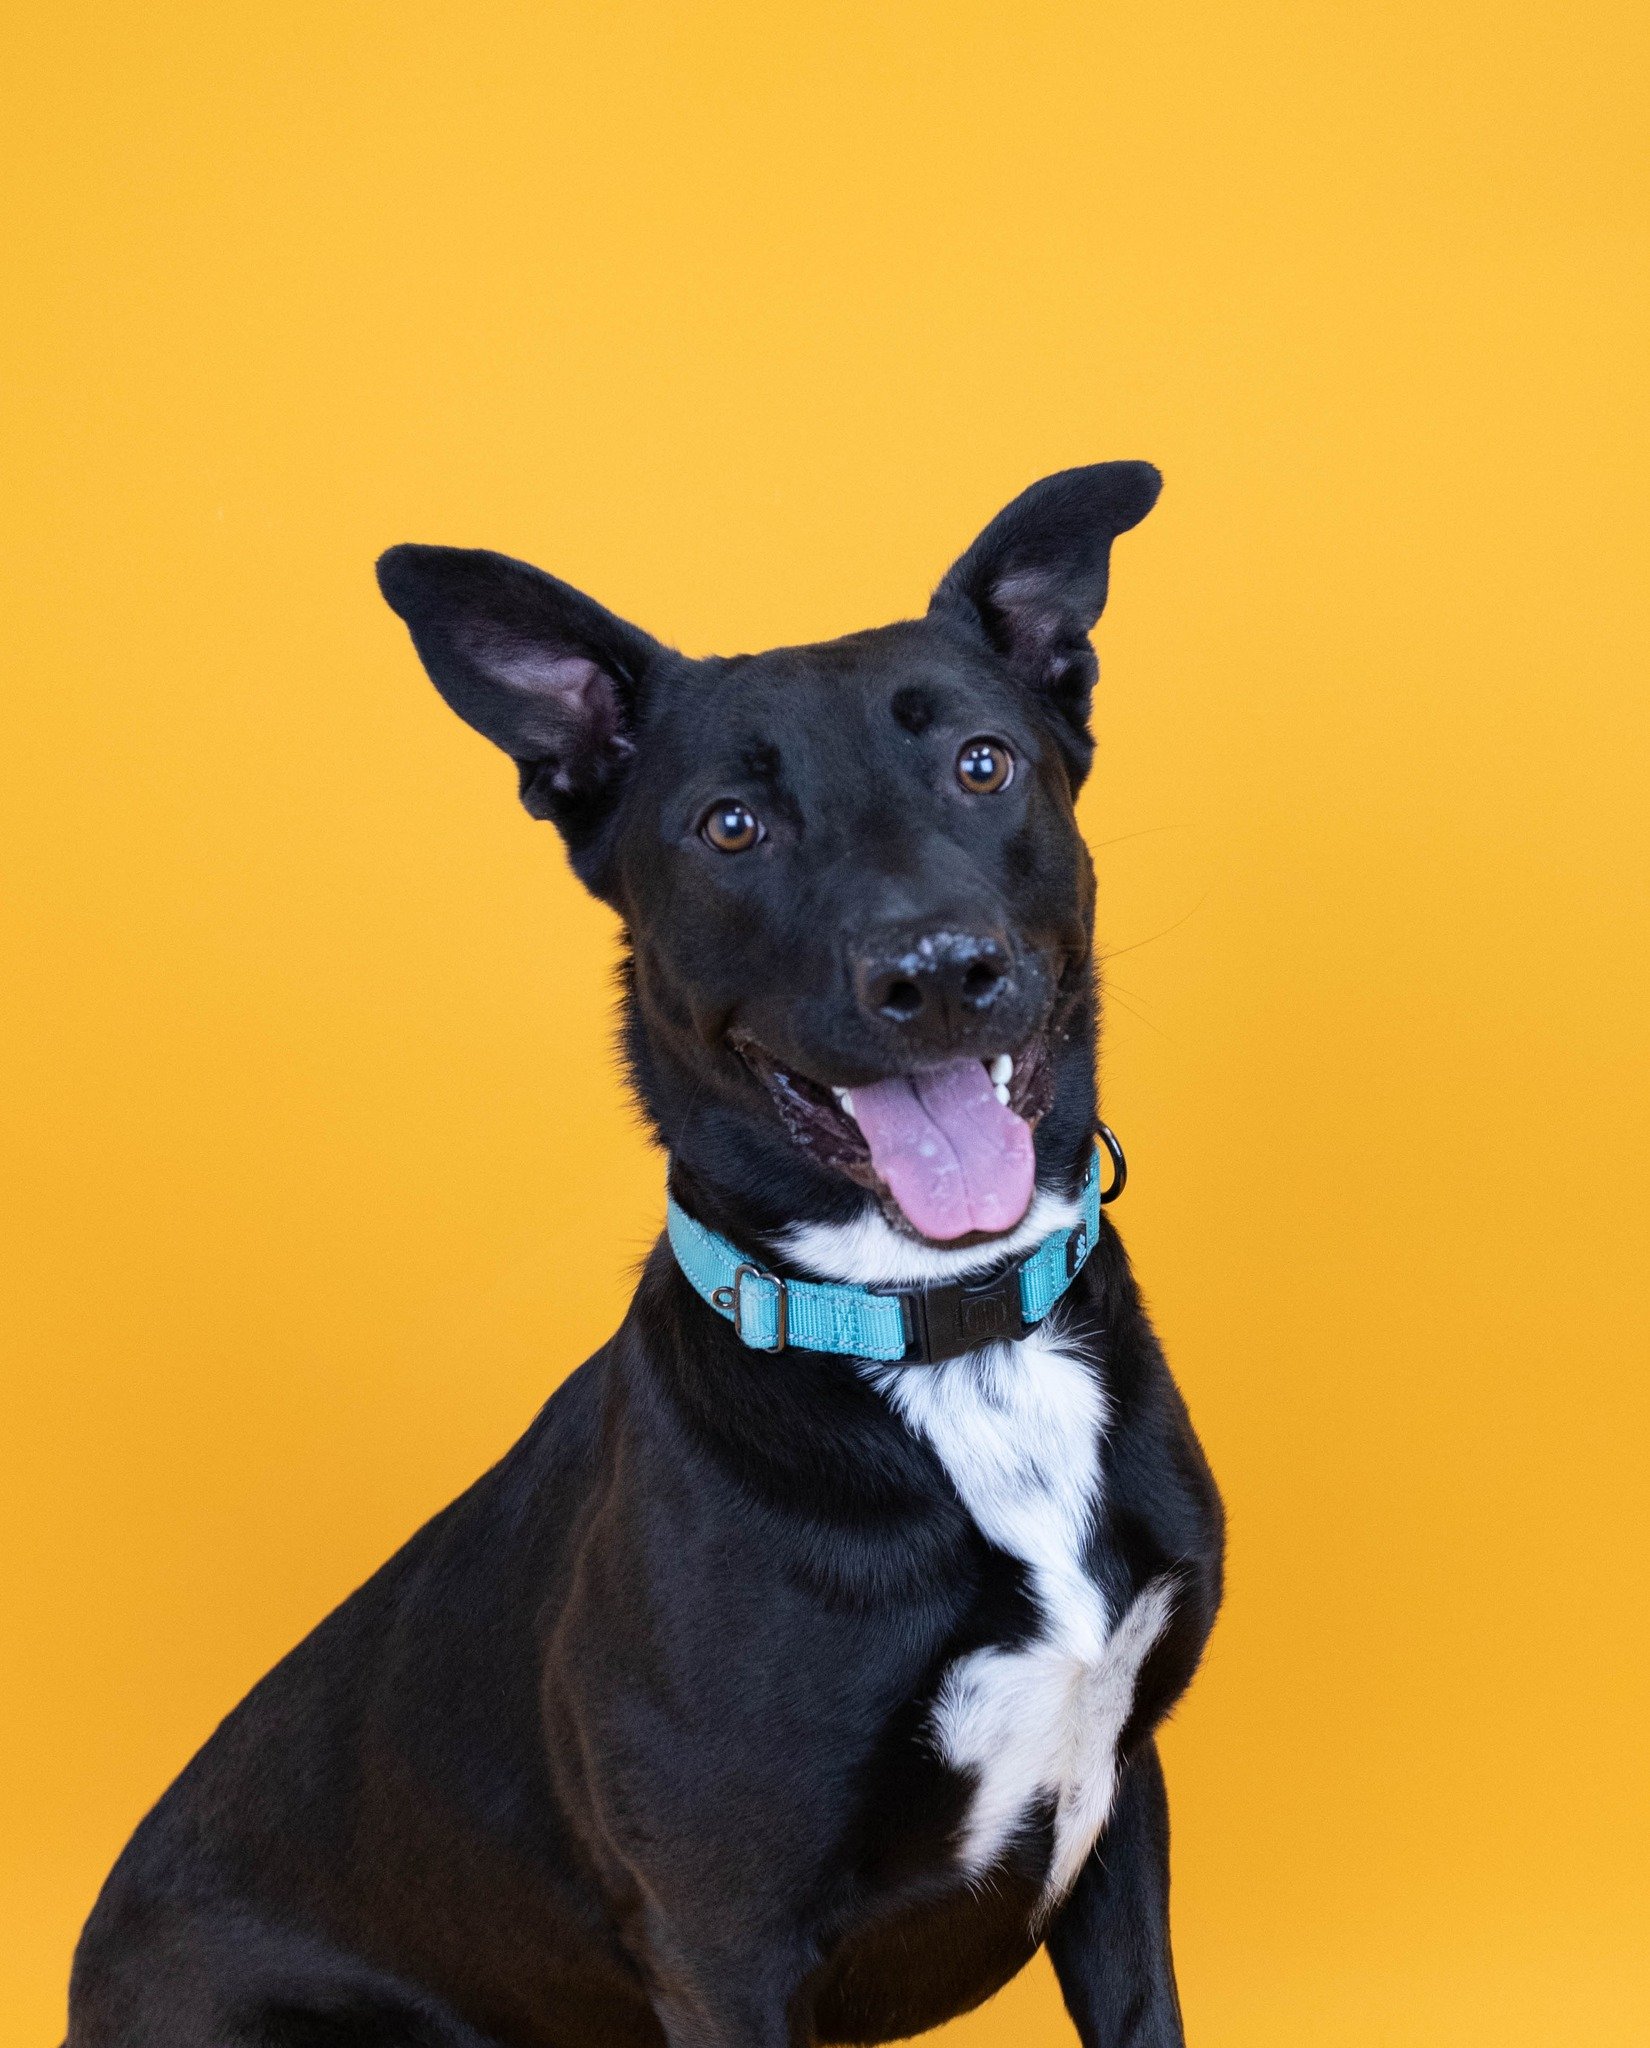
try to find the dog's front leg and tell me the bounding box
[1045,1739,1186,2048]
[643,1922,811,2048]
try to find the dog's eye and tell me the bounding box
[955,738,1015,795]
[700,799,764,853]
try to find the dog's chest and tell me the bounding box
[866,1329,1171,1904]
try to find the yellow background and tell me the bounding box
[3,3,1647,2041]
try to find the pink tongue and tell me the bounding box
[850,1057,1035,1241]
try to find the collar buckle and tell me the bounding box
[897,1259,1028,1366]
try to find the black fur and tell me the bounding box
[69,466,1223,2048]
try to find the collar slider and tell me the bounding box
[712,1262,788,1351]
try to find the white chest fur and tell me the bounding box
[781,1201,1174,1904]
[862,1326,1173,1904]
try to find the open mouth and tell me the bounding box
[732,1029,1059,1245]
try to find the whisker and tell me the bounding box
[1087,821,1185,853]
[1096,889,1211,965]
[1098,979,1169,1040]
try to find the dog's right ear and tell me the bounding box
[376,544,669,874]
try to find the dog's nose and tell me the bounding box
[852,928,1014,1037]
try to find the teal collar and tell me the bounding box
[666,1135,1116,1365]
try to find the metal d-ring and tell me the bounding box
[1097,1122,1127,1205]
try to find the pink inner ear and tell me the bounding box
[990,569,1066,651]
[466,631,623,764]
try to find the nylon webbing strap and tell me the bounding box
[666,1148,1102,1363]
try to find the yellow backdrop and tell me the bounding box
[3,3,1647,2042]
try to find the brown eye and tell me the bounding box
[956,737,1015,795]
[700,799,764,853]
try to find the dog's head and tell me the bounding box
[378,464,1159,1252]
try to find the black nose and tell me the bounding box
[852,928,1014,1037]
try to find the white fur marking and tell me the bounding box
[861,1323,1172,1904]
[781,1186,1079,1290]
[935,1578,1174,1902]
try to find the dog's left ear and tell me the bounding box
[929,462,1162,787]
[377,543,672,885]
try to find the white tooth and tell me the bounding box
[993,1083,1011,1107]
[832,1086,847,1100]
[989,1054,1013,1086]
[839,1092,855,1119]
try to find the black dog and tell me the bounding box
[69,465,1223,2048]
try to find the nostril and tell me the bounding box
[961,961,1005,1006]
[880,978,924,1023]
[856,931,1013,1029]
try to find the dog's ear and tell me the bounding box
[929,462,1162,787]
[377,543,670,874]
